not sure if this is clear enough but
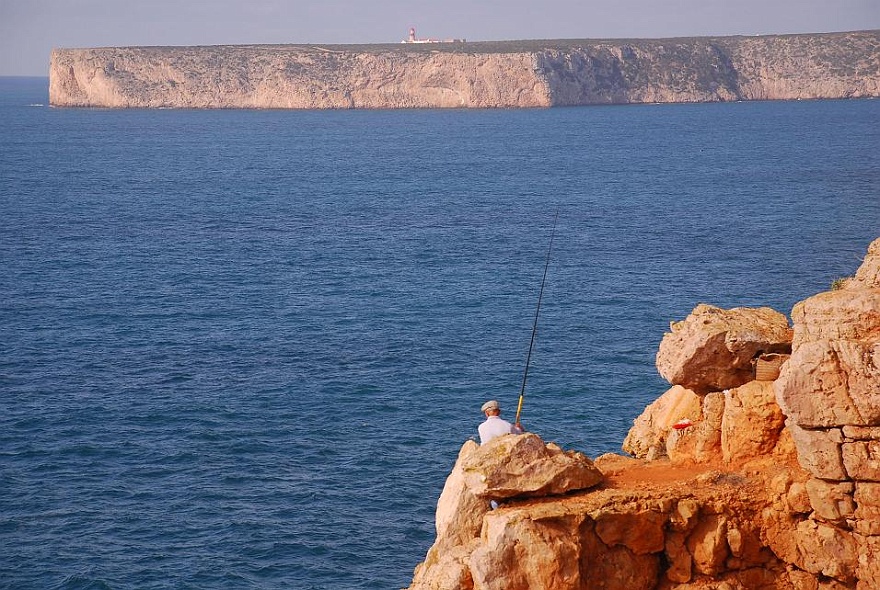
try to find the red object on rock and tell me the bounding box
[673,419,693,430]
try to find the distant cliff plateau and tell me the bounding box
[50,30,880,109]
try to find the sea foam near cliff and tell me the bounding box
[1,77,879,589]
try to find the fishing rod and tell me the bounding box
[514,209,559,426]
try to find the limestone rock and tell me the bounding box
[720,381,785,463]
[435,441,488,545]
[785,421,847,480]
[775,240,880,435]
[666,392,724,465]
[857,534,880,589]
[461,433,603,500]
[776,340,879,428]
[594,510,667,554]
[786,481,812,514]
[792,519,858,583]
[845,236,880,290]
[656,304,792,393]
[670,498,702,532]
[50,31,880,109]
[409,237,880,590]
[774,235,880,501]
[577,524,661,590]
[843,425,880,440]
[786,569,853,590]
[469,512,585,590]
[623,385,702,459]
[409,441,485,590]
[686,515,729,576]
[804,478,855,523]
[842,440,880,481]
[469,505,663,590]
[408,543,477,590]
[775,292,880,428]
[665,532,693,583]
[852,482,880,535]
[787,289,880,346]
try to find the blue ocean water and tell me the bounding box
[1,76,878,589]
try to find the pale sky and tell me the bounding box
[1,0,879,76]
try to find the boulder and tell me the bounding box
[720,381,786,463]
[656,304,792,393]
[842,440,880,481]
[469,512,585,590]
[623,385,703,459]
[468,508,662,590]
[785,289,880,345]
[666,392,724,465]
[461,433,603,500]
[774,235,880,505]
[686,515,729,576]
[408,543,477,590]
[775,340,879,428]
[776,239,880,434]
[435,440,488,544]
[785,421,847,480]
[804,478,855,523]
[775,291,880,428]
[792,519,858,583]
[577,522,661,590]
[664,532,693,583]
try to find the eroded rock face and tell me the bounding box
[628,305,791,466]
[49,45,551,109]
[408,435,604,590]
[49,31,880,109]
[656,304,792,393]
[435,441,487,545]
[721,381,786,463]
[409,441,485,590]
[622,385,703,459]
[776,291,880,429]
[776,237,880,480]
[764,240,880,590]
[409,458,804,590]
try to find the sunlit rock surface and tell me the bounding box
[407,237,880,590]
[50,31,880,109]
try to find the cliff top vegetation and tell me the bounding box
[73,28,878,56]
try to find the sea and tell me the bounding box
[1,76,878,589]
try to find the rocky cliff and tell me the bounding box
[407,236,880,590]
[49,31,880,109]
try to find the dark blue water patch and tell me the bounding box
[1,77,879,588]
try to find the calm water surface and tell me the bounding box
[1,77,878,588]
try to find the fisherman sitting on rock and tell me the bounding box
[478,400,524,445]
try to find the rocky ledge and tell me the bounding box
[49,31,880,109]
[407,236,880,590]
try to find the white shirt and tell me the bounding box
[479,415,518,445]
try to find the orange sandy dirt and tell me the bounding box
[599,455,713,487]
